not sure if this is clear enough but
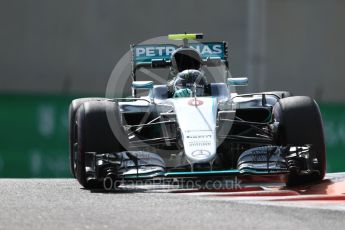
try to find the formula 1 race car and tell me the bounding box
[69,33,326,189]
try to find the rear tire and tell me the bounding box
[75,101,128,188]
[273,96,326,186]
[69,98,105,178]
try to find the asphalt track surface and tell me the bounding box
[1,176,345,230]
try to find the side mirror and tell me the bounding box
[227,77,248,86]
[132,81,154,98]
[132,81,154,89]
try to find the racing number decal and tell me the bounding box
[188,99,204,106]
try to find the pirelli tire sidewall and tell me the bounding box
[273,96,326,185]
[75,100,127,188]
[68,97,105,178]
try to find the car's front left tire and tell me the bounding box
[273,96,326,186]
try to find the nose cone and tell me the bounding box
[170,97,217,164]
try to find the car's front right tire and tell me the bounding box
[69,98,105,178]
[75,100,128,188]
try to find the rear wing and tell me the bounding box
[131,42,228,71]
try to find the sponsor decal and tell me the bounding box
[133,42,225,62]
[188,98,204,106]
[186,134,212,139]
[185,131,212,147]
[191,150,211,159]
[188,141,211,147]
[135,45,176,58]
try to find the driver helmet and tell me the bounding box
[171,48,202,73]
[174,69,207,97]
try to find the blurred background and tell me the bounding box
[0,0,344,177]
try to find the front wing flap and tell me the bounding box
[95,145,315,181]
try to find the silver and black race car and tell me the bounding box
[69,33,326,189]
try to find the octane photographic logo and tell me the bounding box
[103,176,242,191]
[105,35,236,155]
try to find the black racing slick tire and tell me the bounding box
[69,98,105,178]
[273,96,326,186]
[75,100,128,188]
